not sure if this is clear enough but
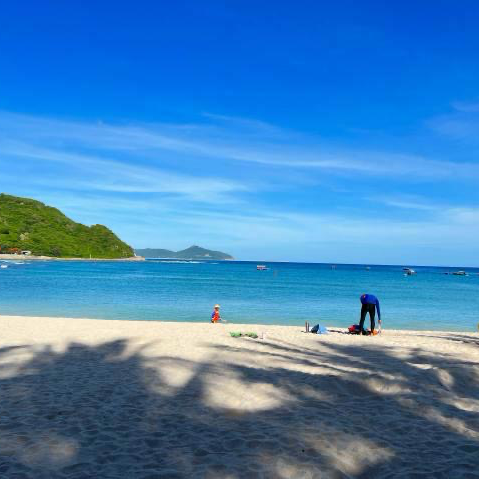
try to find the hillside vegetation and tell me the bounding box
[0,193,134,258]
[135,245,233,260]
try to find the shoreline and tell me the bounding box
[1,314,478,334]
[3,254,479,268]
[0,254,145,261]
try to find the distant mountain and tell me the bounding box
[135,245,234,260]
[0,193,134,258]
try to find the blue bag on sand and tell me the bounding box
[310,324,328,334]
[317,325,328,334]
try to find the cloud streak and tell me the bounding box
[451,100,479,113]
[2,110,479,180]
[0,141,249,202]
[428,100,479,144]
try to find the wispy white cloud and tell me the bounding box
[368,195,439,211]
[200,112,287,137]
[380,200,437,211]
[428,100,479,143]
[445,207,479,224]
[0,141,249,202]
[159,205,479,256]
[2,110,478,180]
[451,100,479,113]
[430,117,479,141]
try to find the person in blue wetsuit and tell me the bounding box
[359,294,381,335]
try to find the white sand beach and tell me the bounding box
[1,315,478,478]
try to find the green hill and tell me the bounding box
[0,193,134,258]
[135,245,233,260]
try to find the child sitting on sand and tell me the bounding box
[211,304,223,323]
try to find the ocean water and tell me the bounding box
[0,259,478,331]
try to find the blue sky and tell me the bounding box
[1,1,479,265]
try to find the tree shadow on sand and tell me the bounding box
[416,333,479,347]
[0,335,478,479]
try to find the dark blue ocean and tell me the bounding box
[1,259,478,331]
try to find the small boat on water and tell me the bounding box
[403,268,417,275]
[0,264,8,269]
[257,265,268,271]
[452,270,467,276]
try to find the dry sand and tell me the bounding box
[1,315,478,478]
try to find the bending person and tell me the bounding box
[359,293,381,335]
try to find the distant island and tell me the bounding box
[135,245,234,260]
[0,193,135,259]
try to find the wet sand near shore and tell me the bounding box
[1,315,478,478]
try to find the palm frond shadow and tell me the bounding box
[0,336,478,478]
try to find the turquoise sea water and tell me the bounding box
[1,259,478,331]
